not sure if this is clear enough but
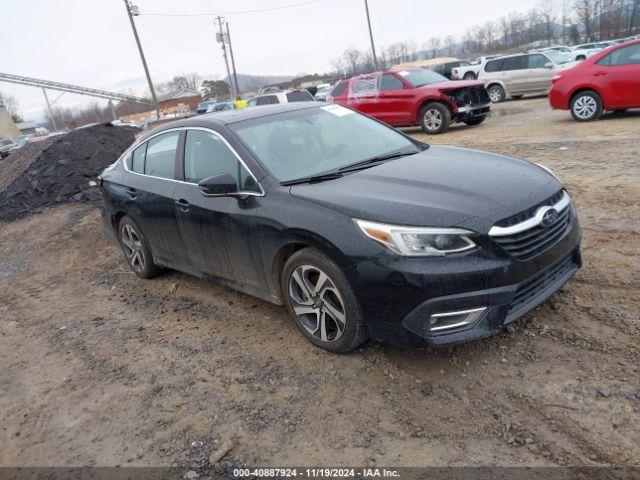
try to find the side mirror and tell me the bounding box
[544,62,554,69]
[198,173,238,196]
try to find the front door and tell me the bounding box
[173,128,263,287]
[375,73,414,125]
[501,55,528,94]
[592,43,640,108]
[526,54,555,92]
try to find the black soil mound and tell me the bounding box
[0,124,139,221]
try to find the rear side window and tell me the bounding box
[184,130,258,192]
[485,58,504,72]
[131,144,146,173]
[330,82,348,97]
[286,90,314,102]
[503,56,526,70]
[144,131,179,179]
[598,43,640,66]
[379,74,404,91]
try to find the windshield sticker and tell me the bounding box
[397,70,410,76]
[321,104,354,116]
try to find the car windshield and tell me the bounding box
[230,105,419,182]
[198,101,214,108]
[395,69,448,87]
[545,51,572,64]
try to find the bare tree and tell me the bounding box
[0,92,22,123]
[575,0,595,41]
[343,46,364,75]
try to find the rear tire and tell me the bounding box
[576,55,586,61]
[464,116,486,126]
[419,102,451,134]
[463,72,476,80]
[282,248,368,353]
[488,84,506,103]
[118,216,162,279]
[570,90,603,122]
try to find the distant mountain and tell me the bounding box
[226,73,295,93]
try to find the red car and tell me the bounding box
[549,39,640,121]
[326,68,491,134]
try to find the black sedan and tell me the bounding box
[99,102,581,353]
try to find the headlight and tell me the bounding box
[355,219,476,257]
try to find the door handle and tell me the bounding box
[593,71,607,76]
[174,199,190,212]
[125,187,137,199]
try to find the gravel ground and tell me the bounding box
[0,98,638,474]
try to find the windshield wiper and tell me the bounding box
[338,150,418,173]
[281,171,344,186]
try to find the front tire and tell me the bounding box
[463,72,476,80]
[570,90,603,122]
[488,84,506,103]
[419,102,451,134]
[118,216,162,279]
[282,248,368,353]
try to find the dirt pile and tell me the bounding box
[0,124,139,222]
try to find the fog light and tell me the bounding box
[427,307,487,332]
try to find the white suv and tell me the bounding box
[478,51,576,102]
[247,89,314,107]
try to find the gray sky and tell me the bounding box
[1,0,540,120]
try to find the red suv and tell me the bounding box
[549,39,640,121]
[326,68,491,134]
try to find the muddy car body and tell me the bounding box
[99,102,581,353]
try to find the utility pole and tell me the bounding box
[226,22,240,97]
[124,0,160,118]
[42,88,58,131]
[363,0,378,69]
[216,16,236,99]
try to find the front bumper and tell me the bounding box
[350,218,581,348]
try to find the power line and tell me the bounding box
[139,0,321,17]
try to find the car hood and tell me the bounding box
[289,146,561,233]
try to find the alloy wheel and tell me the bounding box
[288,265,346,343]
[573,95,597,120]
[121,224,145,273]
[488,87,503,103]
[424,109,443,132]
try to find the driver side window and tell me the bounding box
[184,129,259,192]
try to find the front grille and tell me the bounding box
[509,254,576,317]
[493,206,573,261]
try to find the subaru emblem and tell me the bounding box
[540,207,559,227]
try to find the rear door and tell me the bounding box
[526,54,555,92]
[593,43,640,107]
[501,55,528,93]
[375,73,413,125]
[123,130,187,266]
[173,128,263,286]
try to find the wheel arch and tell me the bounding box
[271,231,351,304]
[415,97,454,121]
[568,86,603,108]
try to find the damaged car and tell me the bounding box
[326,68,491,134]
[99,102,581,353]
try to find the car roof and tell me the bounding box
[139,101,321,140]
